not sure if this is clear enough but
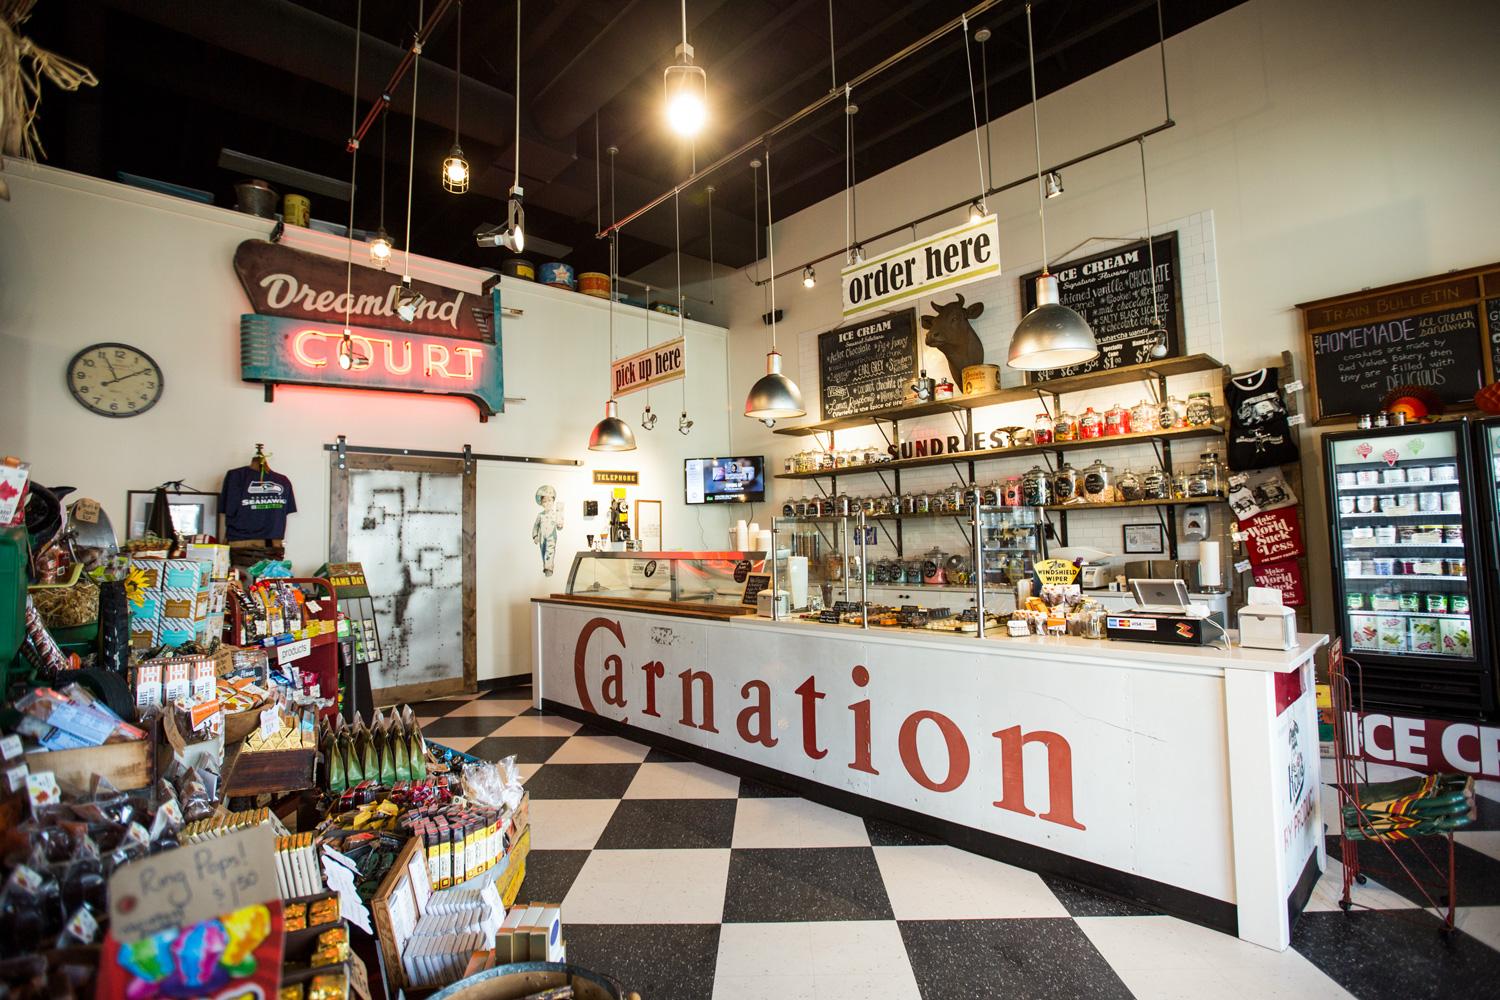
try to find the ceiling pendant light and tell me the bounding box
[744,148,805,426]
[341,1,368,351]
[590,227,636,451]
[1045,170,1064,199]
[394,0,424,322]
[370,113,393,267]
[663,0,707,137]
[802,265,815,289]
[499,0,525,248]
[1008,2,1098,371]
[441,0,469,193]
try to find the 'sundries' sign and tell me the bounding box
[841,215,1001,319]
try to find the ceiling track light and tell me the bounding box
[442,1,469,193]
[744,148,806,423]
[337,331,371,370]
[967,198,987,223]
[664,0,707,137]
[1008,3,1098,372]
[1045,170,1063,199]
[396,275,426,323]
[802,265,816,289]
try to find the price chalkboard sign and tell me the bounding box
[740,572,772,607]
[1298,265,1500,424]
[817,309,919,420]
[1021,234,1182,383]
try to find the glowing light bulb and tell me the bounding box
[370,230,393,268]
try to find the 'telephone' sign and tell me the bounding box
[841,215,1001,319]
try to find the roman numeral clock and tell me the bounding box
[66,342,164,417]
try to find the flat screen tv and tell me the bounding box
[685,456,765,505]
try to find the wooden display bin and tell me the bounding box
[24,737,154,796]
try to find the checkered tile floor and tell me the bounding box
[417,687,1500,1000]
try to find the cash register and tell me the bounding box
[1105,579,1220,646]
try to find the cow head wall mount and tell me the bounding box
[921,294,985,381]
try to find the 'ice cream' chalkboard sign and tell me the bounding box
[1297,264,1500,424]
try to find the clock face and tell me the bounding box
[67,343,164,418]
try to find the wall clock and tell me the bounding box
[66,342,164,418]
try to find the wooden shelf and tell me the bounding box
[774,353,1225,437]
[1041,498,1226,511]
[774,424,1226,480]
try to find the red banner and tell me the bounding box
[1243,507,1304,565]
[1252,559,1306,606]
[1342,711,1500,779]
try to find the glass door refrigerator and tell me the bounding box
[1323,420,1494,720]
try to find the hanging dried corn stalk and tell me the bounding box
[0,0,98,161]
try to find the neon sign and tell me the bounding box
[240,306,504,419]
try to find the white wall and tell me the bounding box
[0,164,735,680]
[724,0,1500,633]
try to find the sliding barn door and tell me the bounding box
[330,453,476,702]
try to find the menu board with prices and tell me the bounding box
[1021,234,1183,383]
[817,309,919,420]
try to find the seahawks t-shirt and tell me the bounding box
[221,466,297,541]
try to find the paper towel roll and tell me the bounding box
[1197,540,1223,590]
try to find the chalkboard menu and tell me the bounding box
[1020,234,1182,383]
[817,309,919,420]
[1298,265,1500,423]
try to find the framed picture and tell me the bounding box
[127,489,219,540]
[1122,522,1165,554]
[634,499,663,550]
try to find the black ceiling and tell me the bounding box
[28,0,1244,277]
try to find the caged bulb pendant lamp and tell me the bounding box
[590,232,637,452]
[371,111,394,266]
[394,0,426,323]
[441,0,469,193]
[744,148,805,425]
[1008,3,1098,371]
[663,0,707,137]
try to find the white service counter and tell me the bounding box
[532,597,1326,950]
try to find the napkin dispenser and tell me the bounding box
[756,589,790,618]
[1237,585,1296,650]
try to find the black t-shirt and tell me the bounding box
[1225,368,1300,471]
[220,466,297,541]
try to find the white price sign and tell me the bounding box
[277,638,313,664]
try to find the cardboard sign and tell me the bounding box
[611,337,685,397]
[841,215,1001,319]
[107,825,279,943]
[1242,508,1304,565]
[593,470,639,485]
[1252,559,1306,607]
[325,561,371,599]
[1032,559,1081,586]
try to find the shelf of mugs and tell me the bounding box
[775,423,1226,481]
[772,353,1226,436]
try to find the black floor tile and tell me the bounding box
[559,924,720,1000]
[420,715,514,738]
[723,847,893,922]
[1040,875,1162,918]
[464,735,569,764]
[517,850,590,905]
[900,918,1133,1000]
[1341,837,1500,906]
[864,816,942,846]
[410,699,472,717]
[594,798,737,850]
[643,746,684,763]
[1293,909,1500,1000]
[523,763,642,800]
[736,777,797,798]
[1473,793,1500,831]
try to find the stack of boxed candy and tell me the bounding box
[128,556,212,650]
[13,685,146,751]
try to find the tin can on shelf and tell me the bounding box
[1407,465,1432,483]
[1423,593,1449,613]
[282,193,310,226]
[578,272,611,298]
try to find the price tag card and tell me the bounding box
[1283,379,1303,393]
[1234,559,1252,574]
[276,638,313,664]
[107,826,278,943]
[259,706,281,740]
[1287,413,1306,426]
[71,498,100,523]
[0,734,22,761]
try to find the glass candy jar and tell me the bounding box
[1186,391,1215,427]
[1054,411,1079,442]
[1117,468,1144,502]
[1052,463,1081,504]
[1158,394,1187,430]
[1131,400,1160,433]
[1022,465,1053,506]
[1033,412,1054,445]
[1078,407,1103,439]
[1141,468,1171,500]
[1105,403,1131,436]
[1081,461,1114,503]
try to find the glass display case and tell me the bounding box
[978,507,1047,586]
[565,551,766,609]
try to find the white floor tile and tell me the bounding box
[528,798,619,851]
[494,715,581,738]
[623,761,739,799]
[446,699,533,717]
[546,735,651,765]
[712,922,921,1000]
[1451,905,1500,951]
[517,762,542,784]
[1456,829,1500,863]
[431,735,483,753]
[873,845,1068,919]
[563,848,730,924]
[732,797,871,848]
[1303,856,1418,913]
[1078,915,1358,1000]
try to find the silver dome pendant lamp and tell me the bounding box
[1007,3,1099,371]
[589,230,637,451]
[744,147,805,426]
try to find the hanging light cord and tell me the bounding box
[1139,138,1162,329]
[680,0,689,50]
[827,0,837,91]
[980,27,992,191]
[343,0,364,332]
[378,113,387,232]
[706,184,716,305]
[961,14,985,210]
[843,85,851,262]
[752,159,765,315]
[764,148,777,352]
[453,0,462,144]
[512,0,521,188]
[404,0,422,278]
[1025,2,1048,271]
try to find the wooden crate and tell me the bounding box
[25,737,154,796]
[224,746,318,797]
[370,836,425,993]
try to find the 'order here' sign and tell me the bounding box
[841,215,1001,319]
